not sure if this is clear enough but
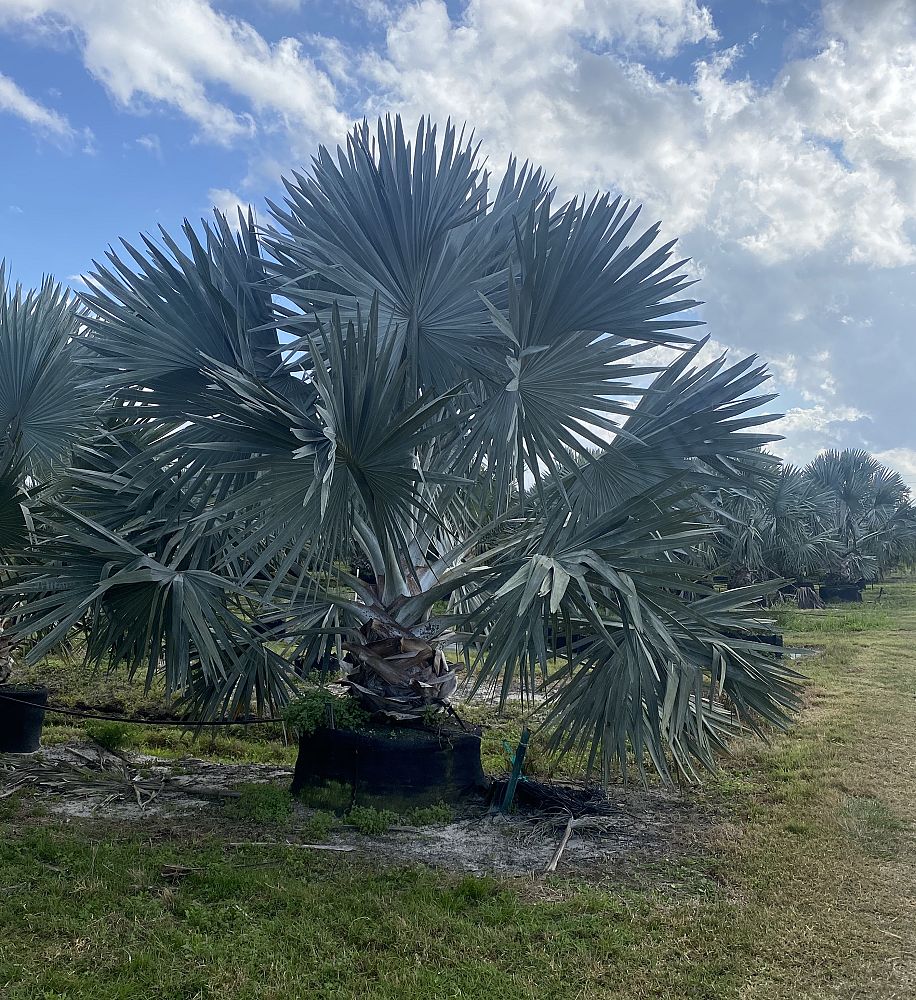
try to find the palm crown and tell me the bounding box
[7,117,802,782]
[806,449,915,580]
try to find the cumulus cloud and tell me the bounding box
[360,0,916,269]
[770,403,870,465]
[207,187,253,220]
[874,448,916,478]
[585,0,718,56]
[0,0,349,144]
[353,0,916,464]
[638,337,732,372]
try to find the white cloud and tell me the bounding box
[583,0,718,56]
[772,403,867,436]
[768,349,837,404]
[136,133,161,157]
[770,404,869,464]
[350,0,916,462]
[208,187,253,220]
[0,0,349,144]
[874,448,916,478]
[347,0,394,22]
[638,337,731,371]
[361,0,916,268]
[785,1,916,208]
[0,68,73,138]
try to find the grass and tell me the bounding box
[775,598,892,634]
[0,823,755,1000]
[839,795,905,857]
[2,581,915,997]
[14,654,299,765]
[223,783,294,825]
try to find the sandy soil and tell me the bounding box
[1,741,710,877]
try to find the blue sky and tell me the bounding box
[1,0,915,479]
[0,29,250,285]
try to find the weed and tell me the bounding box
[224,782,293,824]
[282,687,370,736]
[84,720,134,752]
[302,810,335,841]
[345,805,398,835]
[405,802,453,826]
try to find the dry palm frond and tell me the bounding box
[1,749,163,807]
[0,748,241,810]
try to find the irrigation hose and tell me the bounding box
[0,692,487,739]
[0,691,284,727]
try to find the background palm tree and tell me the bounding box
[701,460,836,590]
[805,449,916,582]
[7,117,803,781]
[0,266,98,683]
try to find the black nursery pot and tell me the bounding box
[291,723,489,813]
[724,629,784,652]
[819,584,863,603]
[544,624,588,652]
[746,633,784,648]
[0,685,48,753]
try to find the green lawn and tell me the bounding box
[2,583,915,999]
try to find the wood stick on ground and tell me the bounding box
[227,842,355,852]
[546,814,616,873]
[546,814,576,873]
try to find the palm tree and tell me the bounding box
[805,449,915,582]
[7,117,800,781]
[0,266,98,682]
[702,460,836,593]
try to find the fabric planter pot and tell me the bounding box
[819,585,863,603]
[291,723,489,812]
[0,685,48,753]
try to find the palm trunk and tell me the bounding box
[340,618,459,719]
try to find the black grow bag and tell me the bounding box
[746,633,784,648]
[0,685,48,753]
[291,724,489,812]
[819,584,863,603]
[544,625,589,652]
[723,630,784,654]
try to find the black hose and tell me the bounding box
[0,691,283,727]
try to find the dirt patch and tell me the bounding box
[358,789,702,876]
[2,744,293,821]
[2,741,711,877]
